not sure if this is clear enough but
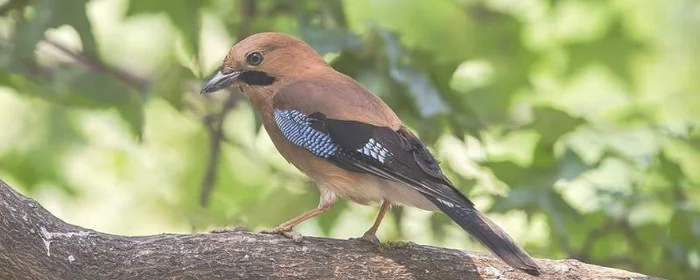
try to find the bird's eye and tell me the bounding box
[246,52,264,66]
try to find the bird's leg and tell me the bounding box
[261,187,337,242]
[353,199,391,245]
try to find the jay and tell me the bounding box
[201,32,540,275]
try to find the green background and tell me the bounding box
[1,0,698,278]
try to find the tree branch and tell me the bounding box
[199,0,257,206]
[43,38,149,91]
[0,179,661,280]
[200,92,241,206]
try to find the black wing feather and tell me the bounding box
[310,113,471,208]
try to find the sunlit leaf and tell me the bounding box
[0,107,83,193]
[152,61,195,110]
[344,0,472,62]
[528,106,586,144]
[1,66,145,137]
[380,30,449,118]
[0,0,145,137]
[656,152,684,182]
[126,0,206,57]
[557,148,596,180]
[669,210,700,244]
[489,187,542,213]
[566,19,646,84]
[457,6,539,124]
[540,190,583,244]
[9,0,97,67]
[483,160,529,187]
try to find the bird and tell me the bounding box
[201,32,541,276]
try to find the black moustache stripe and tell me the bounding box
[239,70,276,86]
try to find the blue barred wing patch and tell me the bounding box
[274,109,395,165]
[274,109,339,158]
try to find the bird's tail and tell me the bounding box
[425,195,541,276]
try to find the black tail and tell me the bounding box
[425,195,541,276]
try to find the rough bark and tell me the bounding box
[0,179,661,280]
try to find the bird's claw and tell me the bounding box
[350,232,381,246]
[260,227,303,242]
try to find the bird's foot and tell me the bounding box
[350,232,381,246]
[260,226,303,242]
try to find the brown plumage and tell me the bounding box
[201,32,541,276]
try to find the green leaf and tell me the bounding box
[11,0,97,67]
[385,207,401,238]
[56,69,145,137]
[116,93,145,140]
[0,0,144,137]
[669,210,700,244]
[487,145,595,216]
[55,68,133,106]
[299,26,361,56]
[557,148,596,180]
[590,231,629,259]
[532,139,557,169]
[316,200,348,235]
[0,107,83,193]
[655,152,684,182]
[380,30,449,118]
[483,160,529,187]
[50,0,97,55]
[0,69,50,98]
[344,0,473,62]
[540,190,583,242]
[566,19,646,83]
[690,128,700,150]
[429,211,453,241]
[126,0,205,57]
[152,61,195,110]
[528,106,586,144]
[0,67,145,138]
[296,1,360,55]
[532,141,594,177]
[544,0,607,8]
[489,187,542,213]
[452,6,539,125]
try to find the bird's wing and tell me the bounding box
[273,80,540,275]
[273,80,471,208]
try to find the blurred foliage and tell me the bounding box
[0,0,699,278]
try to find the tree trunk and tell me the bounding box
[0,179,661,280]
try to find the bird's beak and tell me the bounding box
[200,69,242,94]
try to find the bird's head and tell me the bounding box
[200,32,327,95]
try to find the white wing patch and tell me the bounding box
[357,138,391,163]
[436,198,455,208]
